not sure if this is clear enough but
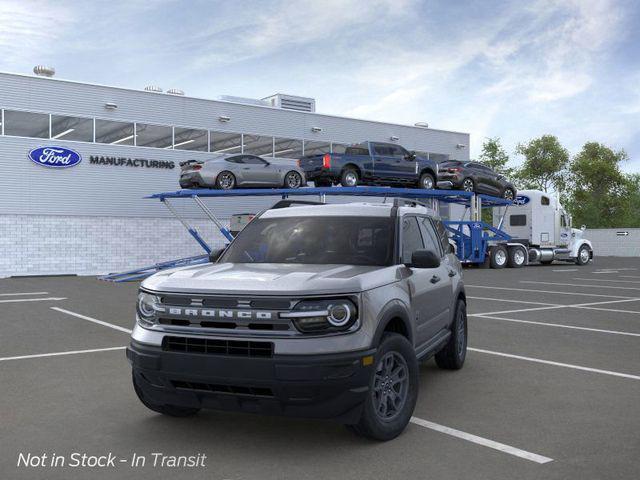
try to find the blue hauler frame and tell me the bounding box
[100,186,511,282]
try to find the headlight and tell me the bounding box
[136,291,161,327]
[282,298,358,333]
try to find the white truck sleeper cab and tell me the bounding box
[494,190,593,266]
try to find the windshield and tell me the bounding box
[220,216,395,266]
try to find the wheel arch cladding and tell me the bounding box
[372,303,413,347]
[420,167,436,178]
[343,163,362,176]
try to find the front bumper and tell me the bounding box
[127,340,375,422]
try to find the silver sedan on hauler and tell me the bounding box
[179,154,307,190]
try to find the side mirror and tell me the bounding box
[406,249,440,268]
[404,151,416,161]
[208,248,224,263]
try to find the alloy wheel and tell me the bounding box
[373,352,409,421]
[462,179,474,192]
[286,172,301,189]
[218,172,235,189]
[345,172,358,187]
[503,188,515,200]
[421,176,434,189]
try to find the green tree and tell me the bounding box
[478,137,514,177]
[515,135,569,192]
[566,142,633,228]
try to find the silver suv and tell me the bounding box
[127,200,467,440]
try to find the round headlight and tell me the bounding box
[137,292,158,322]
[327,303,352,327]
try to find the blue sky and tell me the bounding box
[1,0,639,171]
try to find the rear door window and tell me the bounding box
[418,217,442,256]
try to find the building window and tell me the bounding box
[3,110,49,138]
[274,137,303,159]
[95,119,135,145]
[51,115,93,142]
[303,140,331,156]
[173,127,208,151]
[243,135,274,156]
[331,143,348,154]
[210,131,242,154]
[135,123,172,149]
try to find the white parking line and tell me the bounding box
[552,269,578,272]
[0,292,49,296]
[621,275,640,279]
[51,307,132,334]
[465,285,635,299]
[521,281,640,292]
[573,278,640,284]
[469,347,640,381]
[0,346,126,362]
[473,298,640,317]
[471,314,640,337]
[467,296,559,307]
[410,417,553,464]
[0,297,67,304]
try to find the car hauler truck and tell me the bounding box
[489,189,593,268]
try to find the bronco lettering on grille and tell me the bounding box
[165,308,273,320]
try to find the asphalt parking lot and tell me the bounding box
[1,257,639,480]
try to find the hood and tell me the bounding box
[142,262,399,296]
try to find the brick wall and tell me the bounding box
[583,228,640,257]
[0,215,230,278]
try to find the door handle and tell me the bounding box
[448,269,457,277]
[430,275,441,284]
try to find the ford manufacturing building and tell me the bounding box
[0,69,470,278]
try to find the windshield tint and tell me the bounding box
[220,216,395,266]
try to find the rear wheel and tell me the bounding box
[216,171,236,190]
[507,246,526,268]
[435,299,467,370]
[462,178,475,192]
[284,171,303,189]
[490,245,508,269]
[576,245,591,265]
[132,373,200,417]
[340,168,359,187]
[502,187,515,200]
[418,172,435,190]
[347,333,418,441]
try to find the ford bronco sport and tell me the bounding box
[127,199,467,440]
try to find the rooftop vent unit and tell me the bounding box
[144,85,163,93]
[262,94,316,113]
[219,95,270,107]
[167,88,185,96]
[33,65,55,77]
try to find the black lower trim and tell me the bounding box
[128,340,376,423]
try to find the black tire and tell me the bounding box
[489,245,508,269]
[461,178,475,192]
[435,299,467,370]
[418,172,435,190]
[132,373,200,417]
[340,168,359,187]
[348,333,418,441]
[314,179,332,187]
[507,246,526,268]
[575,245,591,265]
[216,171,236,190]
[502,187,515,201]
[284,171,303,189]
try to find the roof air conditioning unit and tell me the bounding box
[33,65,55,77]
[262,94,316,112]
[167,88,185,96]
[144,85,163,93]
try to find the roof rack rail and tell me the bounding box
[271,199,325,209]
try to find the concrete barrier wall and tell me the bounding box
[583,228,640,257]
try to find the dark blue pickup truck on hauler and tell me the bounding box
[298,141,439,189]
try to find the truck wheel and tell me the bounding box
[489,245,508,269]
[575,245,591,265]
[340,168,359,187]
[132,373,200,417]
[284,171,303,189]
[418,172,435,190]
[507,246,526,268]
[216,171,236,190]
[347,333,418,441]
[435,299,467,370]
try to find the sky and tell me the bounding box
[1,0,639,172]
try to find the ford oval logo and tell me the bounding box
[28,146,82,168]
[514,195,530,206]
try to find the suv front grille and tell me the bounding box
[162,336,273,357]
[171,380,274,397]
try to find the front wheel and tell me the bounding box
[502,187,515,200]
[461,178,475,192]
[576,245,591,265]
[348,333,418,441]
[435,299,467,370]
[418,172,435,190]
[284,171,303,189]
